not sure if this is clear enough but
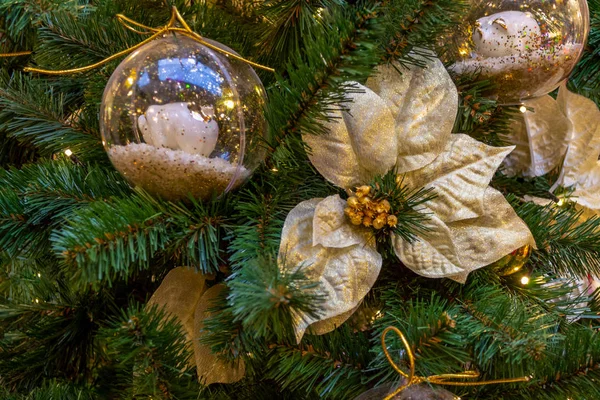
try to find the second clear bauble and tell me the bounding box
[444,0,589,104]
[354,383,456,400]
[100,34,268,201]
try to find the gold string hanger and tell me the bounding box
[0,51,32,58]
[380,326,529,400]
[22,6,274,75]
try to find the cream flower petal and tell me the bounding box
[313,194,364,248]
[303,83,398,189]
[193,284,246,385]
[445,188,537,282]
[501,116,532,177]
[551,85,600,213]
[306,306,360,336]
[278,196,382,342]
[503,95,570,177]
[404,134,514,223]
[147,267,206,347]
[148,268,245,384]
[554,84,600,191]
[392,207,463,279]
[366,50,458,173]
[394,189,535,282]
[572,178,600,211]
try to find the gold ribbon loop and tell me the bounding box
[381,326,529,400]
[22,6,273,75]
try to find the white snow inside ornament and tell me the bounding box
[100,34,268,201]
[278,50,535,342]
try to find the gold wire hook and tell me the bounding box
[380,326,529,400]
[22,6,274,75]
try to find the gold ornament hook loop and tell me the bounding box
[115,13,161,34]
[381,326,423,399]
[22,6,274,75]
[381,326,416,382]
[380,326,529,400]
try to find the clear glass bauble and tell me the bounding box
[354,383,457,400]
[443,0,589,104]
[100,34,268,201]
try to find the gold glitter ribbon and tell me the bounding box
[20,6,273,75]
[381,326,529,400]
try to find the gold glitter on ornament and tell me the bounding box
[490,244,532,276]
[348,305,383,332]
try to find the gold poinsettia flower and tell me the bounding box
[279,51,535,342]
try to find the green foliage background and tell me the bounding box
[0,0,599,398]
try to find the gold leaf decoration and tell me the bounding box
[148,268,245,385]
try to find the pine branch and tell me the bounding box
[485,325,600,399]
[51,189,234,285]
[0,0,93,54]
[96,303,199,399]
[381,0,468,63]
[0,282,112,392]
[0,257,48,303]
[0,72,105,161]
[264,325,369,399]
[0,133,37,168]
[368,291,469,385]
[514,199,600,278]
[200,285,268,367]
[569,0,600,104]
[0,159,130,260]
[1,158,131,207]
[266,2,382,166]
[32,5,138,72]
[491,172,555,200]
[0,380,97,400]
[452,74,520,148]
[458,286,555,373]
[190,1,270,78]
[51,191,170,285]
[166,195,233,273]
[252,0,343,69]
[227,256,325,343]
[0,189,51,258]
[228,165,332,269]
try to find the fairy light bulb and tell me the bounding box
[64,149,73,156]
[520,275,530,285]
[519,105,527,113]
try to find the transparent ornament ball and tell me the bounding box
[443,0,589,104]
[100,34,268,201]
[354,383,457,400]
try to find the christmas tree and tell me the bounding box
[1,0,600,398]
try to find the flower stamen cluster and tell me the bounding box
[344,185,398,229]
